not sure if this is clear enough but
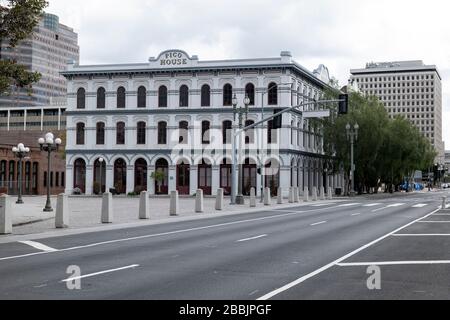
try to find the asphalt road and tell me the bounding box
[0,191,449,300]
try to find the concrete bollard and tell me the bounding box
[294,187,300,203]
[312,187,318,201]
[55,193,69,229]
[442,196,447,209]
[264,187,271,206]
[277,187,283,204]
[170,190,179,216]
[328,187,333,200]
[139,191,150,220]
[288,187,294,203]
[249,188,256,207]
[196,189,204,213]
[304,187,310,202]
[0,195,12,235]
[320,187,325,200]
[101,192,113,224]
[215,188,224,211]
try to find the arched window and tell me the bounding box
[97,87,105,109]
[116,122,125,145]
[179,121,189,144]
[158,122,167,144]
[179,85,189,107]
[245,83,255,106]
[158,85,167,107]
[268,82,278,105]
[76,123,85,145]
[77,88,85,109]
[73,158,86,193]
[201,84,211,107]
[117,86,126,108]
[202,121,210,144]
[222,120,232,144]
[245,120,255,144]
[297,121,301,146]
[137,121,146,144]
[223,84,233,106]
[291,120,294,145]
[96,122,105,145]
[137,86,146,108]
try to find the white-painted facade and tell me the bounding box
[62,50,344,196]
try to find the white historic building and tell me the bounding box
[62,50,344,197]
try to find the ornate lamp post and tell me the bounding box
[232,93,250,205]
[38,133,62,212]
[11,143,30,204]
[99,157,104,194]
[346,123,359,197]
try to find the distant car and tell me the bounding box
[442,183,449,189]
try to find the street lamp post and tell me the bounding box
[232,93,250,205]
[38,132,62,212]
[11,143,30,204]
[346,123,359,197]
[99,157,104,194]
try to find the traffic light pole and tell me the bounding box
[229,98,344,205]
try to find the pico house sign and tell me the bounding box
[149,50,198,68]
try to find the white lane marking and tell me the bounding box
[337,203,361,207]
[363,203,382,207]
[412,204,428,208]
[236,234,268,243]
[310,221,327,226]
[418,221,450,223]
[351,213,361,216]
[338,260,450,267]
[372,203,405,213]
[392,234,450,237]
[19,241,58,252]
[61,264,139,282]
[311,203,335,207]
[257,208,439,301]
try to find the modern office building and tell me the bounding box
[350,61,445,164]
[0,13,79,108]
[62,49,344,196]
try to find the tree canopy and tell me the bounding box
[0,0,48,94]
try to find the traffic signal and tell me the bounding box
[273,109,283,129]
[338,94,348,114]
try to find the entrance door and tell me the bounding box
[177,161,190,195]
[155,159,169,195]
[198,159,212,195]
[242,158,257,196]
[220,160,231,195]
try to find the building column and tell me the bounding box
[211,165,220,196]
[168,165,176,192]
[126,165,134,194]
[85,165,94,195]
[298,165,304,190]
[65,165,74,195]
[105,165,114,193]
[280,166,291,197]
[190,166,198,196]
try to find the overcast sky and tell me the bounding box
[47,0,450,147]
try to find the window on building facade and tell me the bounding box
[97,87,106,109]
[179,121,189,144]
[268,82,278,105]
[77,88,86,109]
[158,122,167,144]
[117,87,126,108]
[179,85,189,107]
[201,84,211,107]
[137,86,146,108]
[245,120,255,144]
[96,122,105,145]
[202,121,210,144]
[245,83,255,106]
[223,84,233,106]
[222,120,232,144]
[158,85,168,107]
[76,122,85,145]
[116,122,125,145]
[137,121,146,144]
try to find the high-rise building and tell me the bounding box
[350,61,444,164]
[0,13,79,108]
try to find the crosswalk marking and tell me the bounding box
[363,203,382,207]
[412,204,428,208]
[387,203,405,207]
[338,203,361,207]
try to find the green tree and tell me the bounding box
[0,0,48,94]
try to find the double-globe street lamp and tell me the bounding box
[11,143,30,204]
[346,123,359,197]
[232,93,250,205]
[38,133,62,212]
